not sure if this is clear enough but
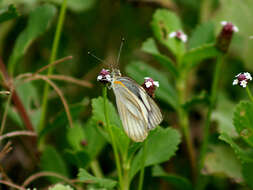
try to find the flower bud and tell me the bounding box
[233,72,252,88]
[142,77,159,98]
[169,30,187,43]
[97,69,112,84]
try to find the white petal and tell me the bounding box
[232,79,238,85]
[233,25,239,32]
[153,81,159,87]
[105,74,111,81]
[244,72,252,80]
[240,80,247,88]
[145,81,152,88]
[97,75,102,81]
[181,34,188,42]
[169,32,176,38]
[235,73,241,77]
[144,77,150,80]
[221,21,228,26]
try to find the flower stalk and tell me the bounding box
[138,139,148,190]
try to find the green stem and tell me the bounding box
[176,73,196,179]
[39,0,68,133]
[90,160,104,178]
[138,140,147,190]
[103,87,123,190]
[197,53,224,188]
[246,86,253,102]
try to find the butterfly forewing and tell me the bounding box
[112,77,162,142]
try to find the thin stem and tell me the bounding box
[103,87,123,190]
[0,89,12,135]
[39,0,68,132]
[246,86,253,102]
[176,74,196,179]
[0,131,37,141]
[138,140,147,190]
[90,160,104,178]
[197,53,224,188]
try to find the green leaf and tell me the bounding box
[204,145,243,182]
[0,4,18,23]
[141,38,178,77]
[78,168,117,189]
[130,127,181,180]
[151,9,185,57]
[126,61,179,109]
[49,184,74,190]
[188,22,215,49]
[66,122,86,151]
[182,44,220,70]
[48,0,97,12]
[233,101,253,146]
[40,145,69,183]
[152,165,193,190]
[242,161,253,189]
[64,150,90,168]
[8,4,56,74]
[91,96,122,128]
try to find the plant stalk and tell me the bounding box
[197,53,224,188]
[103,87,123,190]
[138,139,147,190]
[246,86,253,102]
[39,0,68,133]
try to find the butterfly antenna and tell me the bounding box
[116,37,125,66]
[88,51,107,64]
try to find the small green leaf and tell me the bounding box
[66,122,86,151]
[152,165,193,190]
[188,22,215,49]
[0,4,19,23]
[8,4,56,74]
[141,38,178,77]
[233,101,253,146]
[130,127,181,179]
[126,61,179,109]
[151,9,185,57]
[49,184,74,190]
[204,145,243,182]
[78,168,117,188]
[41,145,69,183]
[182,44,219,70]
[91,97,122,128]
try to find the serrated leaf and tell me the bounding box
[8,4,56,74]
[130,127,181,180]
[151,9,185,57]
[0,4,19,23]
[141,38,178,77]
[126,61,179,109]
[41,145,69,183]
[204,145,242,182]
[233,101,253,146]
[182,44,220,71]
[78,168,117,189]
[49,184,74,190]
[152,165,193,190]
[188,22,215,49]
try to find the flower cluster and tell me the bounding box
[233,72,252,88]
[142,77,159,98]
[216,21,239,53]
[97,69,112,84]
[169,30,187,43]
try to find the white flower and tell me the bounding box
[240,80,248,88]
[153,81,159,87]
[97,75,102,81]
[145,81,153,88]
[169,30,187,43]
[244,72,252,81]
[232,79,239,85]
[169,32,177,38]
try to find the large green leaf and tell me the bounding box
[40,145,69,183]
[130,127,181,180]
[152,165,193,190]
[8,4,56,74]
[151,9,185,57]
[204,145,242,182]
[188,22,215,49]
[126,61,179,109]
[0,4,18,23]
[233,101,253,146]
[141,38,178,77]
[182,44,220,71]
[78,168,117,189]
